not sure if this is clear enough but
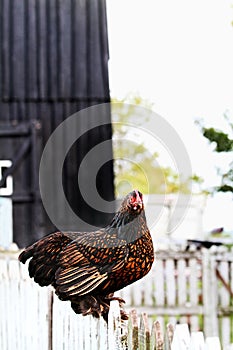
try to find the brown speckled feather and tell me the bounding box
[18,190,154,321]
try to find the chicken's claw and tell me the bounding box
[105,294,125,304]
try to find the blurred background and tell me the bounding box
[107,0,233,245]
[0,1,233,348]
[0,0,233,249]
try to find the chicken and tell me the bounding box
[18,190,154,322]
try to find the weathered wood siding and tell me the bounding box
[0,0,114,247]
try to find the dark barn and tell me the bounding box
[0,0,115,248]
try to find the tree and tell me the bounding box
[197,114,233,193]
[111,94,193,196]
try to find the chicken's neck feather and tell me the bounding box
[106,209,148,243]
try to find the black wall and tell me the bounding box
[0,0,115,247]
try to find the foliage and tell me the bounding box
[202,128,233,152]
[197,114,233,193]
[111,95,193,196]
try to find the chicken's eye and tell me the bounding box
[130,195,135,204]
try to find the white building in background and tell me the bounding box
[144,194,206,241]
[142,193,233,242]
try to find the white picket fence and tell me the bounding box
[117,246,233,346]
[0,246,233,349]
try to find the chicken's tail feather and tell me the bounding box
[18,246,34,264]
[18,232,72,287]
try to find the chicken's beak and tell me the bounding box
[132,201,143,211]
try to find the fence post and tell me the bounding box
[151,320,164,350]
[108,300,125,350]
[128,309,139,350]
[139,313,150,350]
[47,289,53,350]
[171,324,191,350]
[202,248,219,337]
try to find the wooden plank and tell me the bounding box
[90,315,100,350]
[143,266,156,306]
[177,259,186,305]
[8,259,21,350]
[202,249,219,337]
[166,323,174,350]
[52,295,63,350]
[139,313,150,350]
[108,300,124,350]
[37,286,50,350]
[57,0,72,98]
[37,0,48,99]
[231,246,233,346]
[74,314,85,350]
[171,324,190,350]
[128,309,138,350]
[165,259,176,306]
[47,0,58,99]
[72,0,87,97]
[156,316,165,338]
[11,0,25,99]
[18,276,28,349]
[20,281,40,349]
[0,197,13,248]
[190,331,205,350]
[155,259,165,306]
[218,252,230,348]
[1,0,11,99]
[156,250,201,261]
[189,258,199,331]
[205,336,221,350]
[152,320,164,350]
[132,279,144,306]
[0,259,9,350]
[98,316,108,350]
[177,258,187,324]
[87,0,103,98]
[26,0,38,99]
[165,259,176,325]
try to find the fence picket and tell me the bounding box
[189,258,199,331]
[202,248,218,337]
[218,249,231,349]
[190,331,205,350]
[132,278,145,306]
[165,259,176,307]
[205,336,221,350]
[154,259,165,306]
[139,313,150,350]
[143,271,155,307]
[165,324,174,350]
[171,324,190,350]
[165,259,176,325]
[108,300,124,350]
[177,258,186,324]
[0,258,9,350]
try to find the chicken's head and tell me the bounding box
[127,190,144,214]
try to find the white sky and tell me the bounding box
[106,0,233,190]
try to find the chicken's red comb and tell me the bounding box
[132,190,142,203]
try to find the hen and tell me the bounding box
[18,190,154,322]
